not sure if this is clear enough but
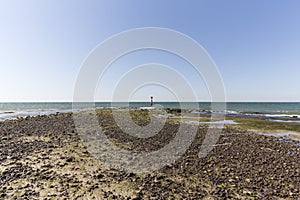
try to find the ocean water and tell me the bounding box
[0,102,299,121]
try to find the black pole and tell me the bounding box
[150,96,153,106]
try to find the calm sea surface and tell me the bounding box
[0,102,299,121]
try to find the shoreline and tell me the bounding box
[0,110,300,198]
[1,101,300,123]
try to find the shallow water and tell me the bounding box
[257,131,299,138]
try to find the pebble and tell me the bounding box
[0,111,299,199]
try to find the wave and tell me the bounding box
[0,109,72,121]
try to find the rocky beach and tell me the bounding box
[0,109,300,199]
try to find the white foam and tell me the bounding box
[225,110,239,114]
[139,107,156,110]
[185,120,238,125]
[265,114,300,118]
[269,119,300,123]
[0,109,73,122]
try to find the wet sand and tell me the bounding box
[0,110,300,199]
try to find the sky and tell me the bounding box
[0,0,300,102]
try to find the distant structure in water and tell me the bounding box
[150,96,153,106]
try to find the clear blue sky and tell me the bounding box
[0,0,299,102]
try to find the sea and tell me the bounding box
[0,102,300,121]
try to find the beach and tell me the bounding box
[2,0,300,198]
[1,109,300,199]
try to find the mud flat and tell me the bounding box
[0,110,300,199]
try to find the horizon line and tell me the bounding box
[0,101,300,103]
